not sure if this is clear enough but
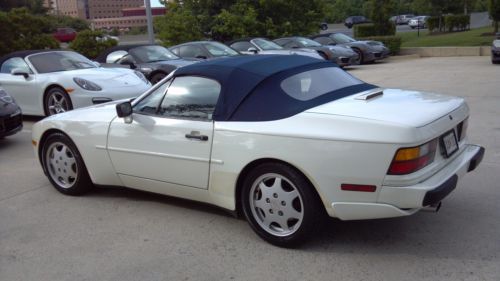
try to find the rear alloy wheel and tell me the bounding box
[241,163,323,247]
[44,87,73,116]
[150,72,166,84]
[42,133,93,195]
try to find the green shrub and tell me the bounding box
[354,22,395,37]
[359,35,402,54]
[444,14,470,32]
[69,30,117,59]
[428,15,470,33]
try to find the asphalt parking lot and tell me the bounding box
[1,56,499,281]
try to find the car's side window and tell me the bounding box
[133,81,170,115]
[284,41,299,49]
[230,42,252,52]
[314,37,330,45]
[179,45,205,58]
[0,57,33,74]
[106,50,128,63]
[158,76,221,121]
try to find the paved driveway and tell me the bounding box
[1,57,499,281]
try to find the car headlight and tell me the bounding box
[73,77,102,91]
[0,89,15,103]
[134,70,149,84]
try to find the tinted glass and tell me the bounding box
[170,47,180,56]
[179,45,206,58]
[159,76,221,120]
[0,57,32,74]
[129,45,179,63]
[204,42,239,57]
[314,37,333,45]
[230,41,253,52]
[296,37,322,47]
[251,39,283,50]
[29,52,96,73]
[134,81,170,115]
[280,67,362,101]
[330,33,356,44]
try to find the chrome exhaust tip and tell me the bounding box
[422,201,441,213]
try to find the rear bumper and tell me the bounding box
[330,144,484,220]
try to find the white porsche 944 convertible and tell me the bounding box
[0,50,151,116]
[32,55,484,247]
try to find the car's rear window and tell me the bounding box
[280,67,363,101]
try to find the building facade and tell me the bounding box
[43,0,166,29]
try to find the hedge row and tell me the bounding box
[353,22,396,38]
[357,36,402,55]
[428,15,470,33]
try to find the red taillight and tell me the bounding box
[341,184,377,192]
[388,139,438,175]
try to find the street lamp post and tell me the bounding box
[145,0,154,44]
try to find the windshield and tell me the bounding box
[251,38,284,50]
[331,33,356,44]
[129,45,179,63]
[204,42,239,57]
[296,37,322,47]
[28,51,97,73]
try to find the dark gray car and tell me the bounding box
[273,36,358,67]
[169,41,241,60]
[311,33,390,64]
[228,38,324,60]
[96,44,198,84]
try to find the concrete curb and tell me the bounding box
[399,46,491,57]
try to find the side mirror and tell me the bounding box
[119,55,136,69]
[11,68,29,79]
[195,55,207,59]
[116,101,133,123]
[247,47,258,54]
[328,42,337,46]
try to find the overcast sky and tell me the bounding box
[150,0,163,7]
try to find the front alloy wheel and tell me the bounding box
[42,133,93,195]
[242,163,323,247]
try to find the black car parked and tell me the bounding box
[344,16,371,28]
[169,41,241,60]
[0,87,22,138]
[96,44,198,84]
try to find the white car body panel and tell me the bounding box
[0,52,151,116]
[32,86,481,219]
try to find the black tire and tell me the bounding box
[352,48,363,65]
[44,87,73,116]
[241,162,324,247]
[150,72,166,84]
[41,133,93,196]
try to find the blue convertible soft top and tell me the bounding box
[174,55,375,121]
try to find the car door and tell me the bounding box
[0,57,40,115]
[107,75,221,190]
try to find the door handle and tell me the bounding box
[185,131,208,141]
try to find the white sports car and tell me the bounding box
[0,50,151,116]
[32,55,484,247]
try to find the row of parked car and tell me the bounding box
[0,32,392,139]
[344,14,430,29]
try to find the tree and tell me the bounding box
[490,0,500,32]
[211,2,260,42]
[0,0,48,14]
[0,8,58,57]
[154,3,203,46]
[368,0,396,35]
[69,30,117,59]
